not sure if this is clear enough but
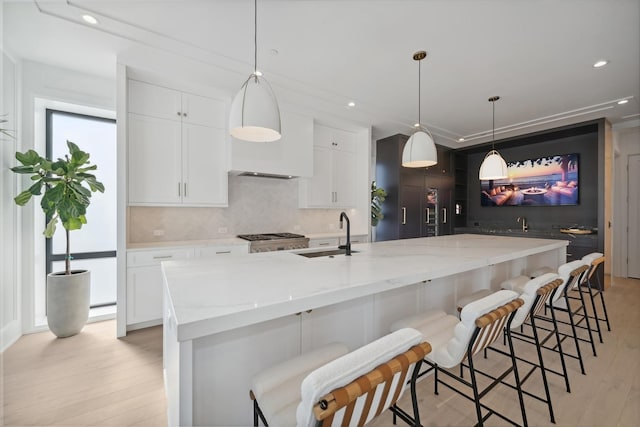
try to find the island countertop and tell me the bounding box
[162,234,568,342]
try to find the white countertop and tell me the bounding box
[128,237,248,250]
[162,234,568,341]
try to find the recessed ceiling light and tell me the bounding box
[593,60,609,68]
[458,138,465,142]
[617,99,629,105]
[82,14,98,25]
[347,101,355,108]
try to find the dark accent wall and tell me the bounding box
[455,119,605,243]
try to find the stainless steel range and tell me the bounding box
[237,233,310,253]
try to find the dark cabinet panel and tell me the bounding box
[375,134,454,241]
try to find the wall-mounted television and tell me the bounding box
[481,153,579,207]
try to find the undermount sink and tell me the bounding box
[295,249,359,258]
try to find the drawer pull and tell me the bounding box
[215,251,231,254]
[153,255,173,260]
[318,242,330,246]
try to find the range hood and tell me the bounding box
[236,171,296,180]
[229,110,313,179]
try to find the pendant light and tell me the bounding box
[402,51,437,168]
[229,0,281,142]
[478,96,508,180]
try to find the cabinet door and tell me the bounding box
[182,123,228,206]
[332,149,356,207]
[399,184,422,239]
[331,128,356,153]
[128,80,181,120]
[127,265,163,325]
[307,146,333,207]
[312,123,333,149]
[300,296,373,353]
[128,113,182,205]
[181,92,226,129]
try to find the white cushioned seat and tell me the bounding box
[251,342,349,426]
[251,328,426,427]
[549,260,589,310]
[510,273,560,328]
[582,252,604,266]
[296,328,423,426]
[500,275,531,293]
[529,266,555,278]
[392,290,518,368]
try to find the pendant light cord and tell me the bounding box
[417,59,421,128]
[254,0,257,74]
[492,99,495,149]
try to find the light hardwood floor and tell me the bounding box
[1,276,638,427]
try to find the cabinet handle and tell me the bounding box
[177,112,182,116]
[215,250,231,254]
[183,112,187,118]
[184,182,187,197]
[401,207,407,225]
[178,182,181,197]
[318,242,330,246]
[153,255,173,260]
[335,191,338,203]
[426,208,431,224]
[442,207,447,224]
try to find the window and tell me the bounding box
[46,109,117,308]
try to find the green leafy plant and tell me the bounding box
[11,141,104,275]
[1,115,15,139]
[371,181,387,227]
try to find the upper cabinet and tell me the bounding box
[299,123,357,208]
[127,79,228,207]
[230,110,313,178]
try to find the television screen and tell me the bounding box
[480,153,579,206]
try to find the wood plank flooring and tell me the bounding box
[1,276,638,426]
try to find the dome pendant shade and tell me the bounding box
[402,130,437,168]
[479,149,508,180]
[229,73,281,142]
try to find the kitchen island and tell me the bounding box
[162,234,567,426]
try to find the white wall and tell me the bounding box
[613,122,640,277]
[1,38,22,352]
[17,60,115,333]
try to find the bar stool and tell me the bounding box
[581,252,611,343]
[391,290,528,427]
[250,328,431,427]
[534,260,592,375]
[456,274,563,423]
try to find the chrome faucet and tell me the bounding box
[517,216,528,232]
[339,212,351,256]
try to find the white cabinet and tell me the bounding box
[127,79,228,207]
[126,247,194,327]
[127,243,248,328]
[308,237,339,248]
[299,123,357,208]
[230,110,313,178]
[300,296,373,352]
[194,244,248,257]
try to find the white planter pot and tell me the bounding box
[47,270,91,338]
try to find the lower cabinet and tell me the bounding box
[126,244,247,329]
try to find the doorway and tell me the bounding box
[45,109,117,308]
[629,154,640,279]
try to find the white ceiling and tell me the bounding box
[4,0,640,147]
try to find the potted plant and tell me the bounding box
[371,181,387,227]
[11,141,104,337]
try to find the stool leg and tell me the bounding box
[466,354,485,427]
[565,293,587,375]
[575,284,597,357]
[593,274,612,332]
[530,316,555,423]
[585,278,603,343]
[549,305,571,392]
[506,328,529,427]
